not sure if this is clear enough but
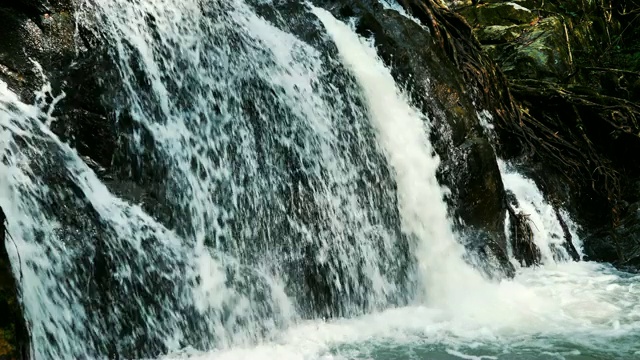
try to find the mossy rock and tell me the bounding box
[0,327,16,358]
[486,0,540,9]
[459,2,538,27]
[446,0,538,11]
[474,24,529,44]
[494,16,572,80]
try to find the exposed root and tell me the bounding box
[401,1,640,257]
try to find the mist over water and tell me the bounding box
[0,0,638,359]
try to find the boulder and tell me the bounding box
[494,16,572,81]
[459,2,538,27]
[474,24,528,43]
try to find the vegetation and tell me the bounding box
[607,0,640,70]
[0,328,16,358]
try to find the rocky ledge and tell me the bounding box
[446,0,640,269]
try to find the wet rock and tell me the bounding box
[0,208,29,360]
[0,0,116,169]
[0,1,154,206]
[0,6,47,100]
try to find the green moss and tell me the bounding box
[0,259,20,359]
[460,3,538,28]
[0,326,16,357]
[474,24,529,44]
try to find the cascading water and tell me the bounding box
[311,6,493,310]
[1,1,639,359]
[499,160,584,265]
[477,107,583,266]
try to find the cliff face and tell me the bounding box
[445,0,640,270]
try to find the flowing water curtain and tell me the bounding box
[0,0,423,357]
[2,0,512,357]
[0,80,231,357]
[1,0,492,357]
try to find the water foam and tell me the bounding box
[171,261,640,359]
[312,5,485,307]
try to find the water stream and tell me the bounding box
[0,0,638,359]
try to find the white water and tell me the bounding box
[176,264,640,360]
[499,160,584,264]
[80,0,408,309]
[0,79,217,357]
[176,7,640,360]
[181,7,640,360]
[0,1,639,359]
[312,6,485,307]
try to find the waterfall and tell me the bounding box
[5,1,639,360]
[0,0,487,357]
[312,6,484,306]
[476,107,583,266]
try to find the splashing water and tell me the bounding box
[0,1,638,359]
[176,261,640,360]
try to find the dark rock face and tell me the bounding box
[0,0,117,169]
[0,207,29,360]
[451,0,640,271]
